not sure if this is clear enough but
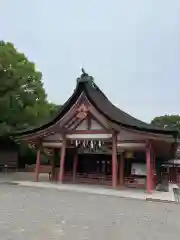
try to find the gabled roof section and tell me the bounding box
[13,69,178,138]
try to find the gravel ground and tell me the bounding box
[0,184,180,240]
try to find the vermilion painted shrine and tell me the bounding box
[14,70,179,193]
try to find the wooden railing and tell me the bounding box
[124,177,146,189]
[25,165,112,185]
[71,173,112,186]
[26,165,52,173]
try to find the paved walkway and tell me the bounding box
[0,172,177,202]
[11,180,176,202]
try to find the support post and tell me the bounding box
[51,149,56,181]
[112,132,117,188]
[151,149,156,189]
[73,153,78,182]
[59,136,66,183]
[146,142,151,193]
[119,152,124,186]
[35,147,41,182]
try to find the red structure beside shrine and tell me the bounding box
[13,70,178,193]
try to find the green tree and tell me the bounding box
[0,41,54,135]
[47,102,60,119]
[151,115,180,132]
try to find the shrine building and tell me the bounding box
[14,70,178,193]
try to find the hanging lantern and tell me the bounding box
[28,143,36,149]
[44,148,53,156]
[126,151,133,159]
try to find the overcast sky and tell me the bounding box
[1,0,180,123]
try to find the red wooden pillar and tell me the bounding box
[151,150,154,189]
[59,137,66,183]
[112,132,117,188]
[51,148,56,181]
[119,152,124,186]
[146,143,151,193]
[151,149,156,189]
[35,147,41,182]
[73,153,78,182]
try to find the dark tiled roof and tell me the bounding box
[84,82,170,133]
[13,75,178,138]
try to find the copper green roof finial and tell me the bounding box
[81,68,86,75]
[77,68,94,83]
[81,68,88,78]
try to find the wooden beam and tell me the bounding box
[68,117,87,131]
[88,104,109,129]
[117,140,146,143]
[43,140,62,143]
[88,112,108,130]
[65,114,79,129]
[87,114,91,130]
[68,129,110,134]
